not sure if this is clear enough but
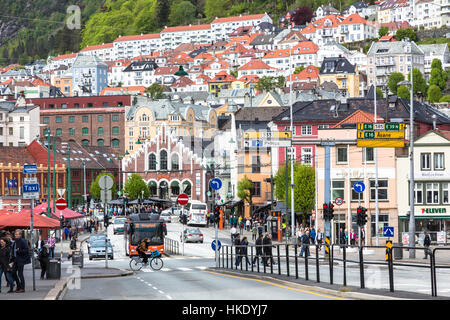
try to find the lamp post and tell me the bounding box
[46,129,51,217]
[82,161,87,215]
[398,38,415,258]
[61,142,71,209]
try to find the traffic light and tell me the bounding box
[328,202,334,220]
[180,214,187,225]
[60,217,64,229]
[104,213,109,228]
[357,206,368,227]
[323,203,329,220]
[214,206,220,224]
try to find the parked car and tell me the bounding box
[88,240,114,260]
[113,218,126,234]
[160,211,173,223]
[181,228,204,243]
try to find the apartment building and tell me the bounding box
[113,33,161,60]
[160,25,212,50]
[71,55,108,96]
[0,101,40,147]
[79,43,114,61]
[211,13,272,42]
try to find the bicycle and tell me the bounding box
[129,250,164,271]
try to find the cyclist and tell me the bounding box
[137,238,150,264]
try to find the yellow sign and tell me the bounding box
[374,131,405,139]
[244,131,292,139]
[357,140,405,148]
[385,240,393,261]
[358,123,405,131]
[324,236,330,254]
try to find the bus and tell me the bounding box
[186,200,208,227]
[124,212,166,256]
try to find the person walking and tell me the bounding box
[310,228,316,245]
[257,223,263,237]
[230,226,237,242]
[68,236,77,260]
[239,220,244,235]
[0,238,14,293]
[360,228,365,246]
[233,233,241,267]
[339,228,346,245]
[246,219,251,232]
[47,234,56,258]
[262,233,276,266]
[251,225,257,241]
[252,234,264,265]
[236,237,251,267]
[38,244,50,280]
[11,230,30,293]
[35,235,45,253]
[299,230,311,257]
[316,228,323,251]
[349,229,357,246]
[423,231,431,259]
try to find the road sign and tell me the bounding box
[251,140,264,147]
[244,131,292,139]
[335,197,344,206]
[177,193,189,206]
[353,181,365,193]
[99,175,114,190]
[358,131,405,139]
[383,226,394,238]
[23,184,39,193]
[357,140,405,148]
[24,177,37,185]
[57,188,66,198]
[100,189,112,203]
[210,178,222,191]
[23,164,37,174]
[211,239,222,251]
[55,198,68,211]
[358,123,405,131]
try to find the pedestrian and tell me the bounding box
[299,230,310,257]
[297,229,304,246]
[234,233,241,267]
[38,244,50,280]
[350,229,356,246]
[310,228,316,244]
[339,228,346,245]
[423,231,431,259]
[0,238,14,293]
[316,228,323,251]
[252,234,264,265]
[230,225,237,242]
[68,236,77,260]
[239,220,244,235]
[251,225,257,241]
[257,223,263,237]
[11,229,30,293]
[64,226,69,241]
[246,219,251,232]
[47,234,56,258]
[236,237,250,267]
[35,235,45,253]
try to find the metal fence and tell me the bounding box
[218,243,450,297]
[164,237,180,255]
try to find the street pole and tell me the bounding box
[182,205,185,256]
[103,178,108,269]
[289,43,295,241]
[52,140,56,216]
[47,132,51,217]
[30,194,36,291]
[68,144,71,209]
[215,210,219,268]
[285,147,289,230]
[374,81,379,246]
[83,162,87,215]
[408,41,416,258]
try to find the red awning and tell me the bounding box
[33,202,84,220]
[0,211,60,229]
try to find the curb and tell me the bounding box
[208,268,409,301]
[80,268,133,279]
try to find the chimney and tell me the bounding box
[432,114,437,130]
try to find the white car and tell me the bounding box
[113,218,126,234]
[160,211,173,223]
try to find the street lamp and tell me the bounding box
[61,142,71,209]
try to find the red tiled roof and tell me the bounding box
[31,78,51,87]
[154,66,179,75]
[287,65,320,81]
[238,59,276,70]
[340,13,368,25]
[332,110,384,128]
[100,86,146,95]
[381,21,412,31]
[292,41,319,54]
[237,75,259,83]
[52,53,77,61]
[113,33,160,42]
[171,76,194,87]
[301,23,316,34]
[161,24,211,33]
[80,43,113,52]
[212,14,266,24]
[209,72,236,82]
[378,35,396,42]
[312,14,344,29]
[263,49,291,59]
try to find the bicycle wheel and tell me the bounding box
[150,257,163,271]
[129,257,143,271]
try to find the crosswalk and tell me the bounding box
[140,266,208,273]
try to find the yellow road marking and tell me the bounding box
[203,270,348,300]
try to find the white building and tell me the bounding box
[160,25,212,50]
[237,59,281,78]
[49,53,77,70]
[348,50,368,72]
[414,0,450,29]
[338,14,378,43]
[211,13,272,42]
[317,41,351,66]
[113,33,161,60]
[121,60,159,87]
[79,43,114,61]
[419,44,450,76]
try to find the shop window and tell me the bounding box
[371,214,389,237]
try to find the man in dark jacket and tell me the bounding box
[299,230,310,257]
[339,228,346,245]
[233,233,241,266]
[252,234,264,265]
[262,233,275,266]
[38,244,50,280]
[11,229,30,293]
[423,231,431,259]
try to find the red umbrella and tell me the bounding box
[0,211,60,229]
[33,202,84,219]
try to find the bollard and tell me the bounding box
[251,246,254,272]
[316,243,320,283]
[329,245,334,285]
[277,245,281,275]
[388,247,394,292]
[294,245,298,279]
[343,244,347,287]
[226,246,229,269]
[285,244,289,277]
[231,246,234,270]
[305,245,309,281]
[359,246,365,289]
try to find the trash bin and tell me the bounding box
[72,251,84,268]
[393,242,403,260]
[47,259,61,279]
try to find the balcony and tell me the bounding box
[375,61,395,67]
[340,28,349,34]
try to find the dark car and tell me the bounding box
[88,240,114,260]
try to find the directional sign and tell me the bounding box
[357,140,405,148]
[358,123,405,131]
[358,131,405,139]
[177,193,189,206]
[260,140,292,147]
[251,140,264,147]
[23,184,39,193]
[211,239,222,251]
[24,177,37,185]
[210,178,222,191]
[383,226,395,238]
[23,164,37,174]
[55,198,67,211]
[353,181,365,193]
[244,131,292,139]
[334,197,344,206]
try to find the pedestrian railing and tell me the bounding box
[164,237,180,255]
[218,242,450,297]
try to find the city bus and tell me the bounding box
[124,212,166,256]
[186,200,208,227]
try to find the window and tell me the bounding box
[97,139,104,146]
[82,116,88,123]
[371,214,389,237]
[301,147,312,165]
[351,180,364,201]
[434,153,444,170]
[160,150,168,170]
[112,127,119,135]
[56,117,62,123]
[370,180,388,201]
[19,116,24,122]
[251,181,261,197]
[332,180,345,200]
[43,117,49,124]
[171,154,179,171]
[442,183,449,204]
[98,115,104,122]
[112,115,119,122]
[9,128,13,135]
[56,128,62,137]
[364,147,374,162]
[111,139,119,148]
[421,153,431,170]
[129,141,134,151]
[285,126,296,136]
[82,139,89,146]
[129,128,133,137]
[69,128,75,136]
[88,103,93,107]
[82,128,89,136]
[19,127,24,139]
[69,116,75,123]
[337,147,348,164]
[98,127,104,136]
[426,183,439,204]
[252,156,261,173]
[43,128,50,137]
[300,125,312,136]
[414,183,423,204]
[148,154,157,170]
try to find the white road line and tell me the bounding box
[195,266,207,270]
[158,290,164,294]
[166,295,173,300]
[152,286,158,290]
[161,268,172,272]
[141,269,154,272]
[178,267,193,271]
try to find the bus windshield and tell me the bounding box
[131,222,164,246]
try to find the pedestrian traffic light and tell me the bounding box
[357,206,368,227]
[214,206,220,224]
[328,202,334,220]
[180,214,187,225]
[323,203,329,220]
[104,213,109,228]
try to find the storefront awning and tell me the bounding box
[399,216,450,220]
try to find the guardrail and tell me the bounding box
[218,243,450,297]
[164,237,180,255]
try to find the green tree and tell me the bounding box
[439,95,450,102]
[294,66,305,74]
[123,173,150,200]
[204,0,231,19]
[90,171,117,201]
[145,83,165,99]
[230,69,238,78]
[155,0,171,28]
[387,72,405,95]
[397,85,410,99]
[409,68,428,97]
[237,175,253,210]
[276,76,286,88]
[169,1,197,26]
[255,76,275,92]
[376,87,383,99]
[429,58,448,90]
[378,26,389,37]
[395,28,416,41]
[427,84,442,103]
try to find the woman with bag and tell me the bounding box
[0,238,14,293]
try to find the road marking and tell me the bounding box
[152,286,158,290]
[141,269,154,273]
[161,268,172,272]
[178,267,193,271]
[203,270,348,300]
[195,266,207,270]
[166,295,173,300]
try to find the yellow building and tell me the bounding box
[124,96,218,155]
[319,57,360,97]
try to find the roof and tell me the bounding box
[379,0,409,10]
[212,13,267,24]
[100,86,146,96]
[238,59,277,70]
[249,34,275,46]
[113,33,160,42]
[0,146,35,165]
[263,49,291,59]
[221,107,288,130]
[161,24,211,33]
[340,13,368,25]
[52,53,77,61]
[332,109,383,128]
[171,76,194,87]
[320,57,356,74]
[381,21,412,31]
[418,44,448,56]
[292,41,319,54]
[123,60,159,72]
[288,65,320,81]
[80,43,114,52]
[72,55,108,68]
[367,41,424,56]
[154,66,179,75]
